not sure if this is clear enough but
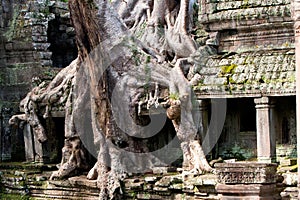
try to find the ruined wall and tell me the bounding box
[200,0,294,52]
[196,0,297,163]
[0,0,77,161]
[195,0,295,96]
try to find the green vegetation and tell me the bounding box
[228,76,236,84]
[220,64,237,75]
[169,92,180,100]
[0,174,32,200]
[288,74,296,83]
[0,193,33,200]
[4,7,20,41]
[135,22,147,39]
[241,0,250,9]
[193,79,204,90]
[44,70,58,79]
[222,143,255,161]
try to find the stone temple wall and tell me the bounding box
[0,0,77,161]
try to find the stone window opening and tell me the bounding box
[47,16,78,68]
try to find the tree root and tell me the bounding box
[169,58,214,175]
[50,137,88,180]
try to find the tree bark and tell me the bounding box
[10,0,215,199]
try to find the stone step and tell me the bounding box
[0,162,57,171]
[30,188,99,198]
[0,169,42,176]
[32,194,98,200]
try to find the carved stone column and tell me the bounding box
[254,97,276,163]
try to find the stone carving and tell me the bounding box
[215,162,281,199]
[216,162,277,184]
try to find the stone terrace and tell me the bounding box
[0,163,298,199]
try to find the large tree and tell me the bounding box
[10,0,216,199]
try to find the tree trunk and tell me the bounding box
[10,0,215,199]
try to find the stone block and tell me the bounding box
[144,176,159,183]
[137,193,164,200]
[215,162,278,184]
[41,59,52,66]
[5,43,13,51]
[216,183,280,200]
[32,42,50,51]
[32,35,48,42]
[38,51,52,60]
[152,167,169,175]
[282,172,297,186]
[68,175,98,188]
[279,158,297,167]
[154,175,182,188]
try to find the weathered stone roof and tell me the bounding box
[193,49,295,98]
[200,0,292,31]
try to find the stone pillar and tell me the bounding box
[254,97,276,163]
[23,123,34,162]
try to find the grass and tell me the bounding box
[0,193,33,200]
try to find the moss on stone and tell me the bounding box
[0,193,33,200]
[4,7,20,42]
[220,64,237,75]
[228,77,236,84]
[288,74,296,83]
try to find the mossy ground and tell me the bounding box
[0,193,33,200]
